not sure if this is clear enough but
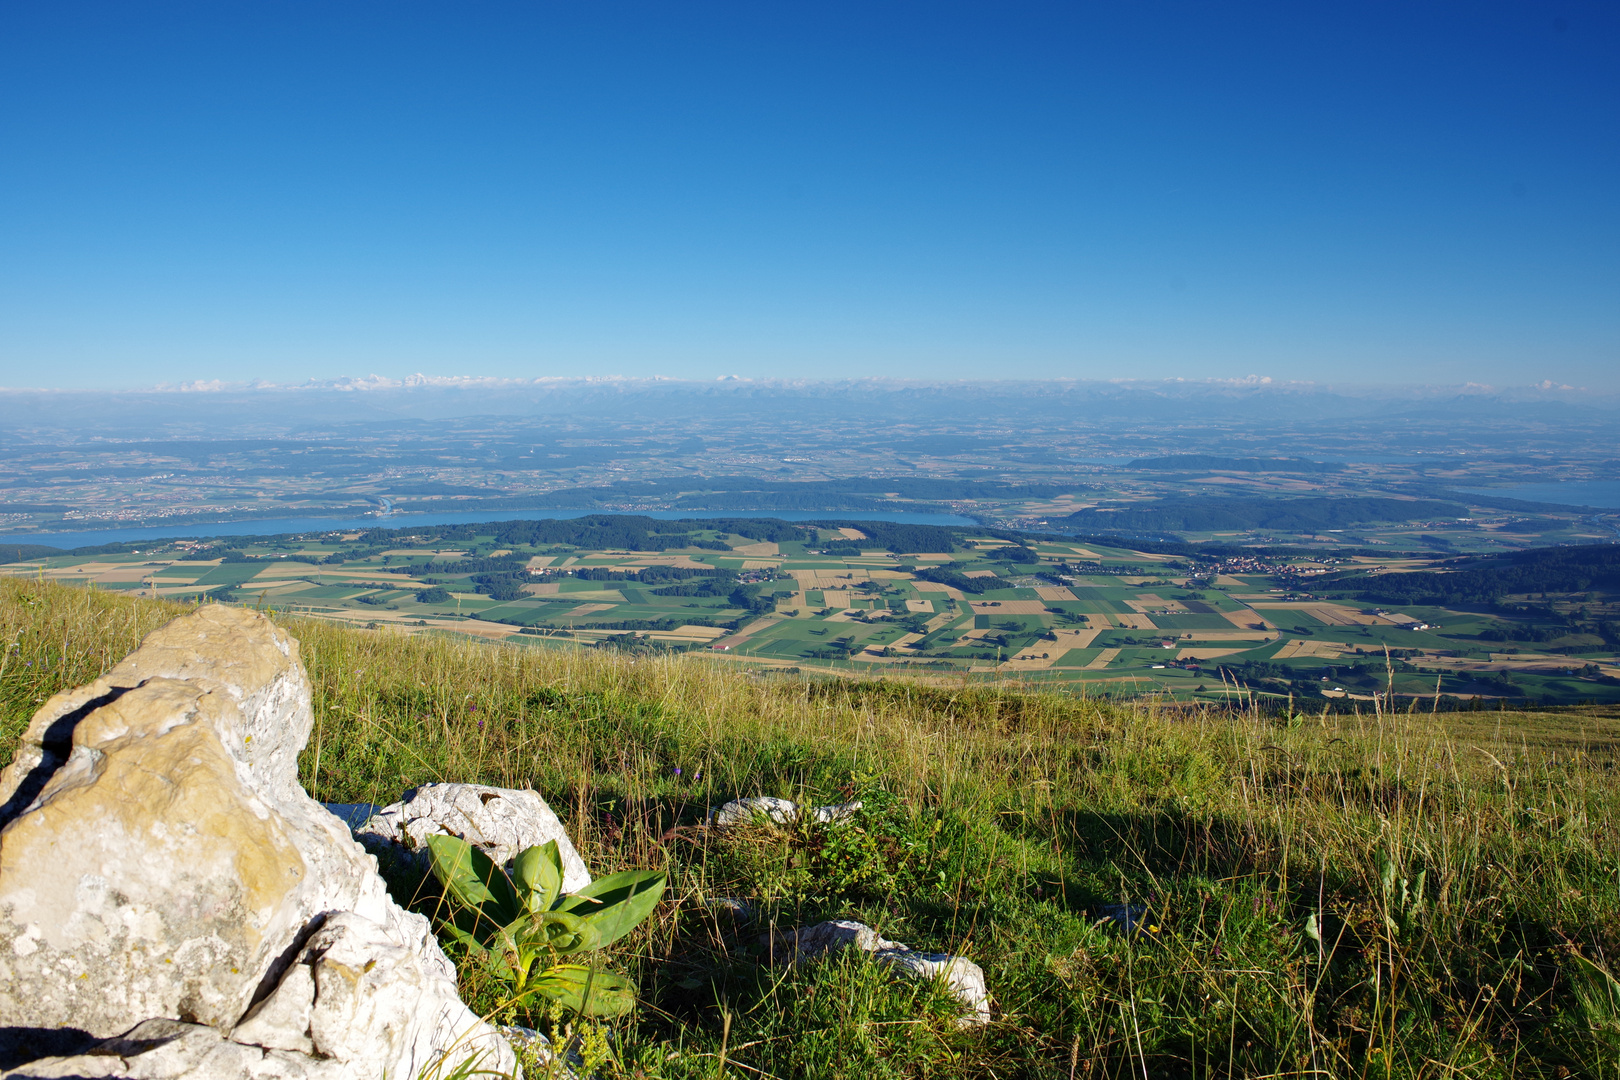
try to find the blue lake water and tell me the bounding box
[3,509,981,552]
[1457,481,1620,510]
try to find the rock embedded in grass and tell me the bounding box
[763,919,990,1025]
[352,782,591,893]
[706,796,863,827]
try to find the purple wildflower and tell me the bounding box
[674,767,683,777]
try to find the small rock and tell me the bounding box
[357,782,591,892]
[808,800,864,824]
[878,951,991,1026]
[707,797,862,827]
[763,919,990,1025]
[708,795,798,826]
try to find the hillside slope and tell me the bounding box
[5,579,1620,1077]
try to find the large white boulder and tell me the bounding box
[0,604,514,1078]
[356,782,592,893]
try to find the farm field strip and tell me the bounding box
[1224,608,1272,630]
[1249,601,1384,625]
[1176,646,1246,660]
[1273,639,1351,659]
[8,518,1618,704]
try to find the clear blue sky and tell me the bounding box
[1,1,1615,390]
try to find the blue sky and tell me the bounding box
[1,2,1615,390]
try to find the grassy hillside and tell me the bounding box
[7,578,1620,1077]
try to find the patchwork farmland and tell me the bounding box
[6,515,1619,706]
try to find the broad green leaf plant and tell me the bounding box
[425,834,666,1017]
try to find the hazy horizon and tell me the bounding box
[1,374,1615,398]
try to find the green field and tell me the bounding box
[4,517,1618,706]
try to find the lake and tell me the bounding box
[4,509,982,552]
[1458,481,1620,510]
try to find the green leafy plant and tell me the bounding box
[1376,848,1425,934]
[425,834,665,1017]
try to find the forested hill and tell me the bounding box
[1322,544,1620,606]
[358,515,795,551]
[1065,496,1467,534]
[0,543,63,563]
[347,515,962,555]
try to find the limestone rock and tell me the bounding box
[230,911,515,1078]
[807,800,864,824]
[706,797,862,827]
[0,603,311,822]
[708,795,798,826]
[4,1009,517,1080]
[356,783,591,893]
[765,919,990,1025]
[3,1018,338,1079]
[768,917,906,956]
[876,951,991,1026]
[0,604,512,1078]
[0,670,364,1037]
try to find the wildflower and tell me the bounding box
[674,767,683,777]
[477,720,484,730]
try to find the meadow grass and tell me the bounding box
[6,577,1620,1077]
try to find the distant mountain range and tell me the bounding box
[1,377,1615,439]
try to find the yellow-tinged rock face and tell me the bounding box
[0,603,516,1078]
[0,606,328,1038]
[0,681,308,1033]
[0,605,312,822]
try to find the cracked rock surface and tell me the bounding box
[706,796,863,827]
[354,782,592,893]
[0,604,514,1079]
